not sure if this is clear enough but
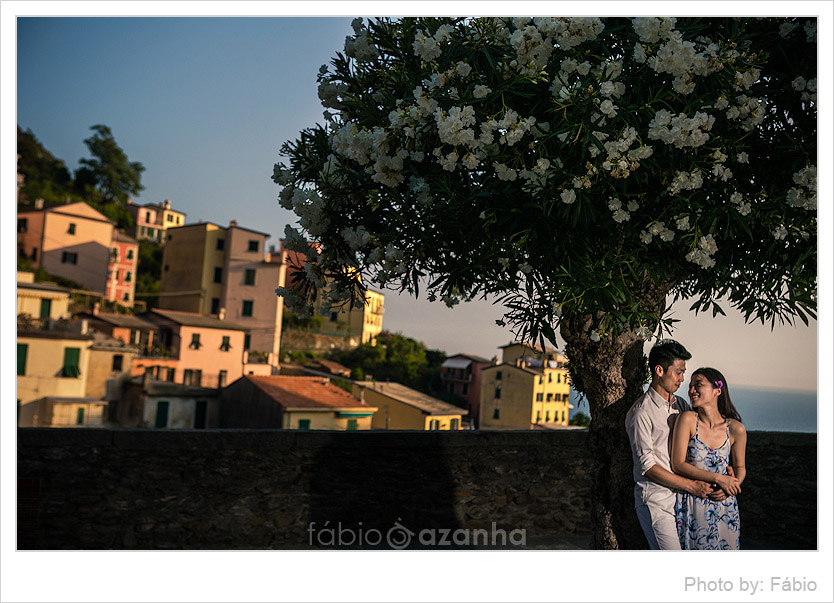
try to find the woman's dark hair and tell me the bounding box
[692,367,742,422]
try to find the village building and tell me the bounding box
[353,381,465,431]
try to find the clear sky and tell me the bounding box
[13,14,821,391]
[3,3,833,602]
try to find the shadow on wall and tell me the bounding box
[307,433,462,550]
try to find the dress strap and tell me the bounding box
[694,414,699,436]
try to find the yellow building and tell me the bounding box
[17,323,97,426]
[220,375,377,430]
[479,343,572,430]
[16,271,71,320]
[353,381,465,430]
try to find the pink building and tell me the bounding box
[17,201,114,293]
[133,308,250,389]
[440,353,494,427]
[126,199,186,243]
[105,230,139,306]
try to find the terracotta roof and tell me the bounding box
[316,359,351,375]
[113,230,138,244]
[142,309,249,331]
[449,353,492,364]
[17,281,72,294]
[246,375,374,410]
[354,381,464,416]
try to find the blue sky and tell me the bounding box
[12,15,823,390]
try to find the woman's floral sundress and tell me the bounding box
[675,416,740,550]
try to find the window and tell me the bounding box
[216,238,225,251]
[166,214,174,223]
[298,419,310,430]
[244,334,251,350]
[548,373,552,382]
[17,218,27,233]
[429,419,440,430]
[495,371,503,380]
[346,419,358,431]
[536,393,543,402]
[242,300,253,317]
[220,336,231,351]
[123,293,129,302]
[183,370,202,386]
[462,383,469,395]
[493,408,500,419]
[62,347,81,377]
[112,354,123,371]
[213,267,222,283]
[330,311,338,322]
[210,298,220,314]
[450,418,460,430]
[155,401,169,428]
[546,393,554,402]
[165,368,176,382]
[130,330,139,345]
[218,370,228,387]
[539,376,543,384]
[244,268,256,286]
[76,408,85,426]
[39,298,52,318]
[494,387,501,399]
[125,271,132,282]
[536,411,541,422]
[61,251,78,264]
[111,247,119,261]
[194,401,208,429]
[68,223,76,235]
[145,211,152,222]
[127,249,134,260]
[190,333,202,349]
[247,240,259,252]
[17,343,27,376]
[546,411,551,422]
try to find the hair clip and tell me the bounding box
[714,380,723,389]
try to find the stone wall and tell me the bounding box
[16,429,816,550]
[280,328,360,355]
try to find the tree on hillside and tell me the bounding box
[75,124,145,228]
[135,240,164,308]
[273,17,816,548]
[16,127,81,207]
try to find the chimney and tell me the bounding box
[164,200,171,209]
[229,220,238,228]
[34,198,44,209]
[92,302,100,316]
[218,307,226,320]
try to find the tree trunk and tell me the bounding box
[560,289,669,549]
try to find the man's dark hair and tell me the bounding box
[648,339,692,374]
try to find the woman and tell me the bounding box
[671,367,747,550]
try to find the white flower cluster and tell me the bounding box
[283,224,309,254]
[804,20,817,42]
[473,84,491,98]
[493,162,518,181]
[409,176,434,205]
[667,169,704,195]
[675,215,690,230]
[272,163,293,186]
[288,189,329,237]
[648,109,715,148]
[685,234,718,269]
[332,123,385,165]
[729,191,752,216]
[634,325,653,340]
[561,189,577,204]
[275,286,307,315]
[317,79,349,109]
[435,105,477,146]
[344,18,378,62]
[413,23,454,62]
[599,127,653,178]
[773,224,788,241]
[640,221,675,244]
[342,225,371,251]
[792,76,817,104]
[607,197,637,223]
[632,17,677,43]
[786,166,817,210]
[711,149,733,182]
[505,18,604,74]
[646,30,716,95]
[734,67,761,91]
[722,95,766,131]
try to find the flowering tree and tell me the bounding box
[274,17,816,548]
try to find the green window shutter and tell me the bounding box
[155,401,170,428]
[62,347,81,378]
[194,401,208,429]
[346,419,358,431]
[76,408,85,426]
[298,419,310,430]
[17,343,28,376]
[39,298,52,318]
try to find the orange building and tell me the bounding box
[105,230,139,306]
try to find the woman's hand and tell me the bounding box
[714,473,741,497]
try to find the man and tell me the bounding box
[625,339,722,550]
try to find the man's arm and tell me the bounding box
[645,465,713,498]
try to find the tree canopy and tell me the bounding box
[16,127,80,207]
[275,17,816,348]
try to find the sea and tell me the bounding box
[569,385,817,433]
